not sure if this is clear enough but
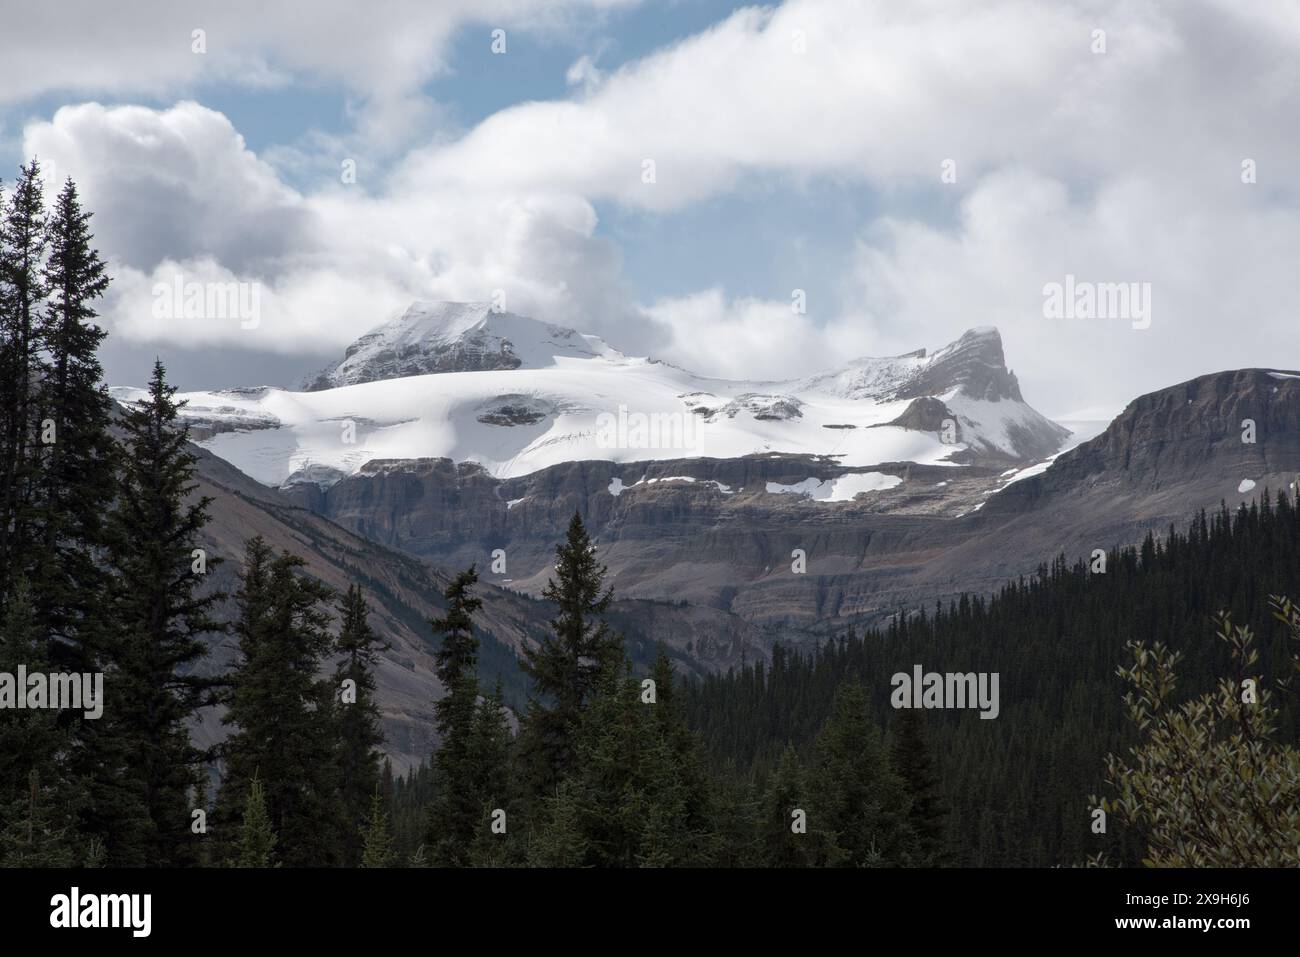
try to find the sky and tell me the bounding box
[1,0,1297,418]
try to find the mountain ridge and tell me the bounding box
[113,304,1068,487]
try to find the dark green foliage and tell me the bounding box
[529,655,712,867]
[333,584,387,866]
[687,496,1300,866]
[1094,605,1300,866]
[0,583,80,866]
[30,177,115,656]
[235,772,276,868]
[519,511,624,795]
[426,565,484,865]
[756,745,843,867]
[889,709,950,865]
[0,161,51,608]
[100,360,222,866]
[809,682,913,866]
[360,787,395,868]
[216,539,345,867]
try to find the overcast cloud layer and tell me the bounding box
[3,0,1298,416]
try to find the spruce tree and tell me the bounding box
[217,539,345,867]
[532,657,706,867]
[758,745,844,867]
[0,582,80,865]
[102,359,222,865]
[30,176,115,653]
[519,512,622,794]
[889,708,950,865]
[236,771,277,868]
[466,678,514,862]
[427,565,483,865]
[0,161,50,609]
[809,682,912,867]
[360,787,396,868]
[334,583,388,866]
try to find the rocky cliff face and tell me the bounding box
[190,444,770,774]
[893,327,1026,402]
[281,368,1300,633]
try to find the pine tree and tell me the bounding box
[645,650,712,856]
[427,565,483,865]
[30,176,115,653]
[100,359,222,866]
[758,745,844,867]
[333,584,388,866]
[360,787,395,868]
[236,771,277,868]
[0,161,50,609]
[519,512,622,794]
[217,539,345,867]
[889,708,950,865]
[466,679,513,852]
[532,656,706,868]
[527,779,587,867]
[0,583,80,865]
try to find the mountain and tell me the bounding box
[184,439,770,773]
[276,367,1300,631]
[301,300,622,390]
[112,306,1069,489]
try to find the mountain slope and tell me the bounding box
[186,442,769,772]
[280,367,1300,631]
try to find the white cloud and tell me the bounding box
[24,101,640,355]
[644,289,879,380]
[13,0,1300,415]
[0,1,639,109]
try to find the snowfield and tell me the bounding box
[111,303,1068,488]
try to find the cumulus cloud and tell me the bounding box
[24,101,641,356]
[644,289,879,381]
[11,0,1300,414]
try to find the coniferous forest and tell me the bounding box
[2,161,1299,869]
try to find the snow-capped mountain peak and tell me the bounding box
[113,303,1069,488]
[302,300,622,390]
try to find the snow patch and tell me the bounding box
[766,471,902,502]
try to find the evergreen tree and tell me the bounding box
[519,512,622,794]
[236,772,277,868]
[532,657,708,868]
[809,682,913,866]
[646,651,712,854]
[0,161,50,609]
[217,539,345,867]
[30,176,115,653]
[360,787,395,868]
[527,779,587,867]
[100,359,222,866]
[0,583,80,865]
[465,679,514,861]
[333,584,387,866]
[426,565,483,865]
[889,709,950,865]
[758,745,843,867]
